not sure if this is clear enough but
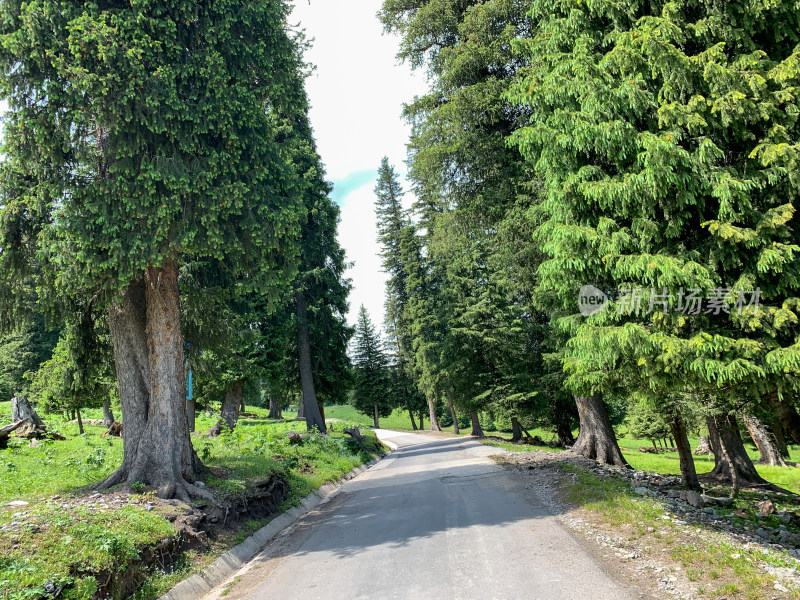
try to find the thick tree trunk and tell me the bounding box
[373,402,380,428]
[297,399,305,419]
[240,397,246,413]
[408,407,418,430]
[102,401,115,429]
[186,397,196,432]
[511,417,523,442]
[207,379,244,436]
[470,412,484,437]
[296,292,326,433]
[427,394,441,431]
[706,414,766,486]
[571,395,629,467]
[766,394,800,444]
[76,408,84,435]
[99,269,209,501]
[743,414,787,467]
[670,413,701,491]
[556,423,575,447]
[771,417,790,458]
[268,395,282,419]
[445,389,459,435]
[418,410,425,430]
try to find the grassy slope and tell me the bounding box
[0,402,384,599]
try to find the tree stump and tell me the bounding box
[103,422,123,438]
[694,436,711,455]
[11,396,48,439]
[343,427,367,449]
[287,430,303,444]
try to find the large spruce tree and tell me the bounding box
[0,0,306,499]
[508,0,800,473]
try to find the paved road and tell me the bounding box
[206,430,638,600]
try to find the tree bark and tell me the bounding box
[743,414,787,467]
[102,401,115,429]
[408,407,418,430]
[11,396,46,431]
[297,398,305,419]
[76,407,84,435]
[418,410,425,430]
[373,402,380,428]
[445,389,459,434]
[427,394,441,431]
[240,397,246,413]
[670,413,701,491]
[556,423,575,447]
[296,292,326,433]
[98,269,210,501]
[766,394,800,444]
[186,397,196,432]
[511,416,523,442]
[268,395,282,419]
[706,414,766,485]
[469,412,484,437]
[207,379,244,436]
[571,395,629,467]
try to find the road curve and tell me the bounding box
[204,430,638,600]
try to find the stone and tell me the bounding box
[634,487,652,496]
[758,500,777,517]
[777,511,793,524]
[5,501,29,508]
[665,490,682,498]
[685,490,704,508]
[28,439,39,448]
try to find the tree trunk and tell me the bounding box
[76,408,84,435]
[511,416,523,442]
[706,414,766,486]
[296,292,326,433]
[297,398,305,419]
[408,407,418,430]
[240,397,246,413]
[418,410,425,430]
[771,417,790,458]
[186,397,196,433]
[102,401,115,429]
[470,412,484,437]
[766,394,800,444]
[427,394,441,431]
[743,414,787,467]
[373,402,380,428]
[207,379,244,436]
[556,423,575,447]
[268,395,282,419]
[670,413,701,491]
[445,389,459,435]
[571,395,629,467]
[98,269,210,501]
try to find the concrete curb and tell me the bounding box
[160,446,392,600]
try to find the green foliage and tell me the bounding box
[351,307,393,423]
[626,401,672,447]
[0,316,58,402]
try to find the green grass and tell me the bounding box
[0,501,175,600]
[324,404,419,430]
[0,401,386,600]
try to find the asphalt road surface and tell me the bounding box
[205,430,638,600]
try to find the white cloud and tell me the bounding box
[290,0,428,328]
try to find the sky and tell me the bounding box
[289,0,427,330]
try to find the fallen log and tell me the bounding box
[0,419,29,449]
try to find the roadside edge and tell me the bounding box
[160,437,397,600]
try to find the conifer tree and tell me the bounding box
[351,306,393,428]
[0,0,307,499]
[507,0,800,475]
